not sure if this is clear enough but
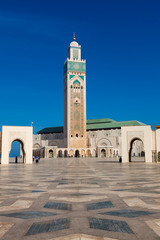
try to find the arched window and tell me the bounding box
[75,150,80,157]
[49,149,53,158]
[101,149,106,158]
[64,150,68,158]
[58,150,63,158]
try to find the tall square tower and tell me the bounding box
[64,35,87,149]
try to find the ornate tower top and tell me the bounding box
[68,34,81,61]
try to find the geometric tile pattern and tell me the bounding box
[1,211,57,219]
[1,158,160,240]
[44,202,72,210]
[88,217,134,234]
[26,218,70,235]
[99,209,156,218]
[87,201,114,210]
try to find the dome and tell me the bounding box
[70,41,79,47]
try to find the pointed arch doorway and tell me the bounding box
[129,138,145,162]
[75,150,80,157]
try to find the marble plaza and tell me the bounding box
[0,158,160,239]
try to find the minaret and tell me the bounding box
[64,34,87,149]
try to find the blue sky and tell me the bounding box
[0,0,160,134]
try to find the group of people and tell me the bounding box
[33,156,40,163]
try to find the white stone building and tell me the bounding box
[33,36,160,162]
[33,118,146,159]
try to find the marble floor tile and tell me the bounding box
[88,217,134,234]
[0,158,160,240]
[124,197,160,210]
[0,200,33,212]
[0,221,14,238]
[146,218,160,237]
[26,218,70,236]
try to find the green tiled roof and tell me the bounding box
[37,119,146,134]
[87,120,146,131]
[37,126,63,134]
[87,118,116,124]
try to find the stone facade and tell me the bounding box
[33,127,145,159]
[64,37,87,149]
[32,36,160,162]
[87,129,121,157]
[1,126,33,164]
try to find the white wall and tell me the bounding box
[156,129,160,153]
[1,126,33,164]
[121,125,153,163]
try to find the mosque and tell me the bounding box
[33,35,147,160]
[0,35,159,165]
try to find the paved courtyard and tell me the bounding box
[0,158,160,240]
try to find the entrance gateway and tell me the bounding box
[129,138,144,162]
[121,126,152,163]
[1,126,33,165]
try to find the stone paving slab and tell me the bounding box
[1,211,57,219]
[0,158,160,240]
[88,217,134,234]
[44,202,72,211]
[26,218,70,236]
[87,201,114,211]
[0,221,14,238]
[99,209,156,218]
